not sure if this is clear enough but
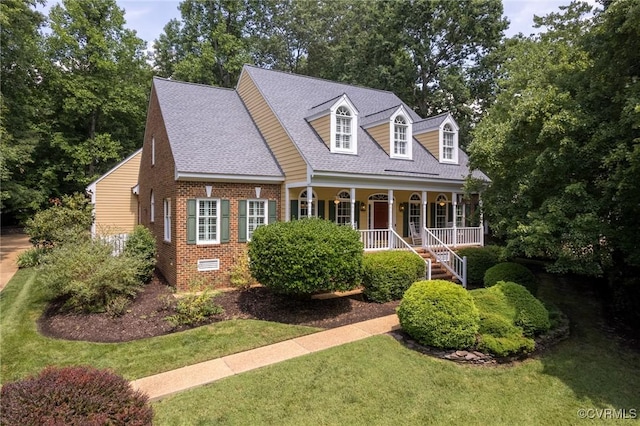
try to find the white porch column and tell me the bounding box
[307,185,313,218]
[452,192,458,247]
[350,187,356,228]
[422,190,427,248]
[285,185,290,221]
[387,189,394,230]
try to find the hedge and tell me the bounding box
[488,281,550,337]
[456,245,505,286]
[484,262,537,295]
[362,251,426,302]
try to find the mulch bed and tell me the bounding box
[38,274,399,343]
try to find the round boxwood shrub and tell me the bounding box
[484,262,537,295]
[397,280,480,349]
[476,312,535,357]
[362,251,426,302]
[248,218,363,295]
[0,366,153,425]
[488,281,550,337]
[456,245,504,286]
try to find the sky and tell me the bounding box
[39,0,600,51]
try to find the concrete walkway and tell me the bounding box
[131,314,400,401]
[0,233,32,291]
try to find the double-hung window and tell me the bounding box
[247,200,266,241]
[163,198,171,242]
[198,199,219,244]
[442,124,455,161]
[335,106,352,150]
[394,116,408,156]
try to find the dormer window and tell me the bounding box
[439,120,459,164]
[335,106,352,150]
[390,108,413,159]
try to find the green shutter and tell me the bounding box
[430,203,436,228]
[448,203,454,225]
[402,203,409,237]
[329,201,336,222]
[354,202,361,229]
[290,200,298,220]
[187,199,196,244]
[238,200,247,242]
[221,199,230,243]
[268,200,277,223]
[317,200,325,219]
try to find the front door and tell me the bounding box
[373,202,388,229]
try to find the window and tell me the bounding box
[335,106,352,150]
[150,190,155,222]
[436,194,448,228]
[247,200,267,241]
[151,136,155,166]
[299,190,316,218]
[197,199,219,244]
[335,190,351,225]
[393,116,408,156]
[440,122,458,163]
[163,198,171,242]
[409,193,421,227]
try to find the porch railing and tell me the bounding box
[359,229,431,280]
[423,227,467,288]
[426,226,483,247]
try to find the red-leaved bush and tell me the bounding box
[0,366,152,426]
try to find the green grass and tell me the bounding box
[153,271,640,425]
[0,269,318,383]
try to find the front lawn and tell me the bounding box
[153,271,640,425]
[0,269,318,383]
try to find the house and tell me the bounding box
[87,149,142,239]
[138,65,488,290]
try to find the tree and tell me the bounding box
[153,0,251,86]
[41,0,151,195]
[0,0,48,221]
[469,1,640,276]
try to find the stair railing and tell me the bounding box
[388,229,431,280]
[423,227,467,287]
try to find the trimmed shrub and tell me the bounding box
[456,245,505,286]
[488,281,550,336]
[362,251,426,302]
[165,291,224,327]
[25,193,93,248]
[40,239,145,313]
[16,247,48,268]
[397,280,480,349]
[477,334,535,357]
[123,225,157,282]
[484,262,538,294]
[0,366,152,425]
[229,248,257,290]
[248,218,363,295]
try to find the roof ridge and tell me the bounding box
[242,64,399,95]
[309,93,344,110]
[415,111,450,122]
[363,104,403,118]
[153,76,236,92]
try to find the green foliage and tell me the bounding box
[248,219,363,295]
[39,239,145,313]
[0,366,152,425]
[24,193,93,248]
[397,280,479,349]
[484,262,538,295]
[165,292,224,327]
[229,248,257,290]
[477,333,535,358]
[361,251,426,302]
[457,245,505,286]
[106,296,131,318]
[16,247,48,268]
[123,225,157,283]
[488,282,550,337]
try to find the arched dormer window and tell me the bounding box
[329,96,358,154]
[440,121,458,163]
[390,108,413,159]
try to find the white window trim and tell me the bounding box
[335,190,351,225]
[197,198,220,245]
[390,108,413,160]
[409,193,421,226]
[298,189,317,218]
[329,96,359,155]
[439,119,459,164]
[150,190,155,223]
[163,198,171,242]
[247,199,267,242]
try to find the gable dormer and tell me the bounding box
[362,105,413,160]
[414,113,459,164]
[307,94,359,155]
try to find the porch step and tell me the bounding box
[414,248,459,284]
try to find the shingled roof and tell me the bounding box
[241,66,487,182]
[153,77,283,180]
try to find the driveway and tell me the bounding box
[0,232,32,291]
